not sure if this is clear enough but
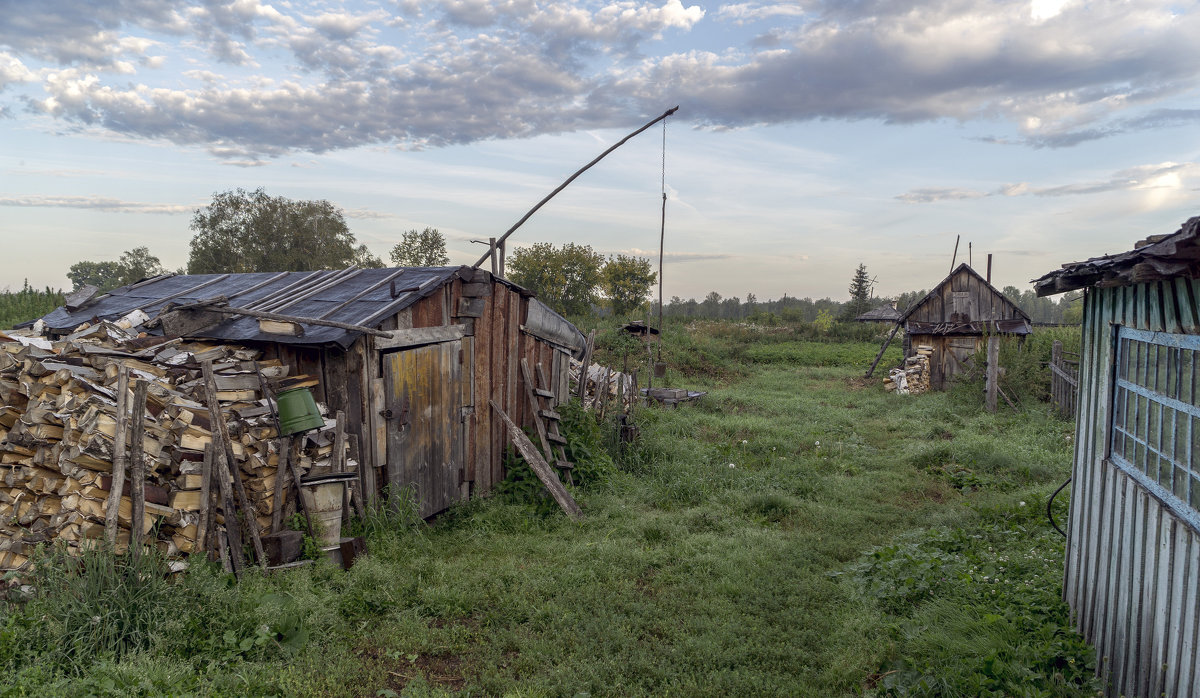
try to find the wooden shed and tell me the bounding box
[898,263,1032,390]
[1033,217,1200,697]
[38,266,585,519]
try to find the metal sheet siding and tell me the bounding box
[1065,282,1200,696]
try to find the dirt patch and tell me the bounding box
[897,481,955,508]
[355,643,468,695]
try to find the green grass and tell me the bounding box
[0,324,1098,696]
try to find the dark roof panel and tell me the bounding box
[39,266,466,349]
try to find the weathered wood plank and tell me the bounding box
[490,400,581,518]
[129,379,148,562]
[104,366,130,545]
[375,324,467,350]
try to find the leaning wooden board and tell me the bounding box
[489,400,581,519]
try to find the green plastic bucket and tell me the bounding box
[277,387,325,435]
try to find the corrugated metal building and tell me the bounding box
[1034,216,1200,697]
[39,266,585,518]
[898,263,1032,390]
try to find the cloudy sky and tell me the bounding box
[3,0,1200,302]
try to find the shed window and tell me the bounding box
[1110,327,1200,524]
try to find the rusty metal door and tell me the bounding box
[383,340,464,518]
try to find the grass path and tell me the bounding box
[3,355,1099,696]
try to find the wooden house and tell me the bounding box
[38,266,585,519]
[1033,217,1200,697]
[898,263,1032,390]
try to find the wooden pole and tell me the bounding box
[576,329,595,402]
[987,253,993,284]
[128,379,148,563]
[197,443,214,553]
[471,106,680,269]
[490,400,582,518]
[104,366,129,546]
[333,410,350,522]
[498,241,505,278]
[950,234,960,273]
[489,237,498,276]
[865,322,903,378]
[271,436,290,533]
[200,359,265,568]
[986,335,1000,413]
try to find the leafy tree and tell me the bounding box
[601,254,656,318]
[389,227,450,267]
[67,246,166,292]
[702,291,722,317]
[187,188,382,274]
[841,263,874,320]
[507,242,604,316]
[66,260,123,292]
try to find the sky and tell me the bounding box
[2,0,1200,303]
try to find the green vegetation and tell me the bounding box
[0,280,64,330]
[0,322,1097,696]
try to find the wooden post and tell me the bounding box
[197,443,214,553]
[490,400,582,519]
[986,335,1000,413]
[489,237,498,276]
[950,234,960,272]
[129,379,148,562]
[201,359,265,569]
[576,329,595,402]
[987,253,993,284]
[104,366,129,546]
[333,410,350,523]
[271,435,291,533]
[498,241,505,277]
[865,322,902,378]
[1051,340,1062,411]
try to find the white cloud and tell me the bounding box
[0,195,193,214]
[898,162,1200,204]
[4,0,1200,158]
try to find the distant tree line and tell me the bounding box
[0,281,64,330]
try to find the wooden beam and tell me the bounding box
[196,443,213,553]
[129,379,148,563]
[201,359,266,568]
[104,366,129,546]
[490,400,582,519]
[375,324,467,350]
[64,284,100,311]
[865,322,902,379]
[986,335,999,413]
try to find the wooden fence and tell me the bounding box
[1049,340,1079,419]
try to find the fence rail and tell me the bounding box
[1050,340,1079,419]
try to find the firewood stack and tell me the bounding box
[883,346,932,396]
[0,322,351,570]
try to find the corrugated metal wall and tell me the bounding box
[1065,280,1200,697]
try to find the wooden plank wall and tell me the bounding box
[254,271,574,514]
[1063,280,1200,697]
[906,267,1025,324]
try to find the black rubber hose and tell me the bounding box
[1048,477,1071,537]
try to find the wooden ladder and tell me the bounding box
[520,358,574,486]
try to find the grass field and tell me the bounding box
[0,327,1100,696]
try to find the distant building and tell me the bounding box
[897,263,1031,390]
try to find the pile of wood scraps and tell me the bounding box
[885,346,931,396]
[569,359,636,416]
[0,323,357,572]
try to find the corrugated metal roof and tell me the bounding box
[1033,216,1200,297]
[40,266,466,349]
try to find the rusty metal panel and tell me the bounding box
[383,340,464,518]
